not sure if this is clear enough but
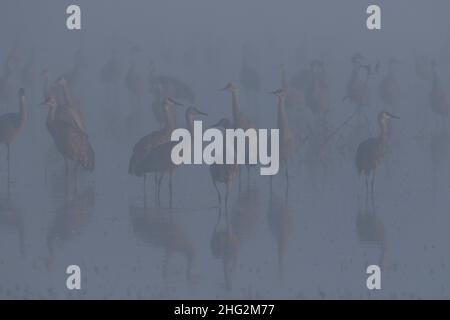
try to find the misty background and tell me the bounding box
[0,0,449,299]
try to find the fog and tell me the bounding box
[0,0,450,299]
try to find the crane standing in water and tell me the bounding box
[136,106,207,207]
[209,118,239,209]
[128,98,183,202]
[356,111,399,199]
[222,82,255,190]
[0,88,27,189]
[42,96,95,195]
[270,88,296,198]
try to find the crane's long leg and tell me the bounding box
[225,182,230,211]
[365,173,369,202]
[74,164,79,195]
[213,180,221,207]
[371,170,376,202]
[169,171,173,208]
[143,174,147,207]
[157,174,164,207]
[6,143,10,190]
[64,157,69,198]
[285,161,289,201]
[154,173,157,204]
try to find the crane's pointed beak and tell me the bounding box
[386,112,400,119]
[194,108,207,116]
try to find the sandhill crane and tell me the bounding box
[379,58,400,108]
[430,60,450,124]
[221,82,255,189]
[306,60,330,117]
[356,111,399,199]
[269,89,297,197]
[210,207,239,291]
[42,96,95,195]
[209,118,239,209]
[0,88,27,188]
[136,106,207,207]
[129,98,183,200]
[344,53,371,121]
[129,205,194,282]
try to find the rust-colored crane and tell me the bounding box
[209,118,239,209]
[356,111,399,198]
[42,96,94,193]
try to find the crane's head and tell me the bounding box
[269,88,287,101]
[210,118,233,130]
[186,106,207,117]
[221,82,238,92]
[378,111,399,125]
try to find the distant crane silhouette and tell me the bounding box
[0,88,27,188]
[356,111,399,199]
[306,59,330,117]
[379,58,400,108]
[344,53,371,121]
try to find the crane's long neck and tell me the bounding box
[378,120,389,145]
[164,106,177,133]
[186,113,195,134]
[277,97,289,135]
[61,82,76,108]
[46,105,57,126]
[231,90,240,125]
[18,97,27,127]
